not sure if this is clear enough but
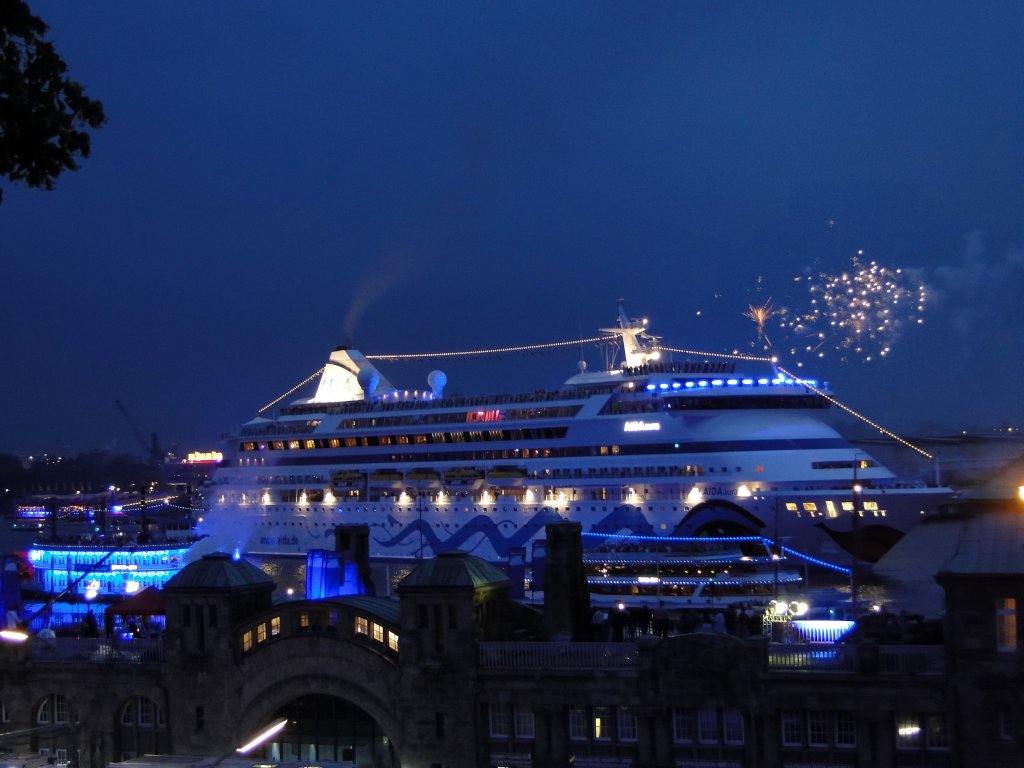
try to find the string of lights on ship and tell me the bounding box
[256,336,931,460]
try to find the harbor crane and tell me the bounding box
[114,399,164,466]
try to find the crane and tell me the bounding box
[114,399,164,465]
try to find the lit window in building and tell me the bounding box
[802,502,817,513]
[996,598,1017,652]
[271,616,281,636]
[372,623,384,643]
[593,707,611,740]
[242,631,252,652]
[256,623,267,643]
[896,713,921,749]
[388,631,399,651]
[513,704,535,739]
[785,503,798,512]
[355,616,368,635]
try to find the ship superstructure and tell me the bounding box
[195,303,951,569]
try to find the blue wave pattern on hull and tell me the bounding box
[372,505,662,559]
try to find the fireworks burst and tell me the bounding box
[743,300,776,350]
[778,256,927,365]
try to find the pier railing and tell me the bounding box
[766,642,945,674]
[479,639,945,675]
[480,642,639,670]
[27,637,163,665]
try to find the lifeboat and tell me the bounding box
[443,467,485,487]
[369,469,404,489]
[485,466,529,487]
[331,470,367,486]
[406,468,442,488]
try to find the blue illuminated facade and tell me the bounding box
[26,542,192,601]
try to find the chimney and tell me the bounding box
[542,521,591,640]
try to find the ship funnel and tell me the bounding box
[311,348,395,403]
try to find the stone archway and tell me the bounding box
[247,693,398,768]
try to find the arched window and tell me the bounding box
[120,697,166,728]
[117,696,168,761]
[37,695,75,725]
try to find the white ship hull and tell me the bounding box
[192,304,952,569]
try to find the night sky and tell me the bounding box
[3,1,1022,459]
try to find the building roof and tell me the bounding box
[164,552,274,590]
[333,595,401,625]
[939,509,1024,576]
[397,551,510,590]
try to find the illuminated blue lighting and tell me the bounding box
[726,379,738,385]
[711,379,723,386]
[645,384,656,391]
[671,382,681,389]
[659,383,669,390]
[697,380,708,387]
[757,378,769,385]
[773,543,851,574]
[582,531,765,544]
[685,381,695,388]
[785,378,795,384]
[233,548,241,560]
[111,505,123,513]
[741,378,754,385]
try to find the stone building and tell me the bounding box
[0,510,1022,767]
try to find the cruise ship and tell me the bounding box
[194,303,952,571]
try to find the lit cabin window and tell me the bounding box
[802,503,817,513]
[785,503,798,512]
[355,616,368,635]
[996,598,1017,652]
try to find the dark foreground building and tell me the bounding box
[1,507,1023,768]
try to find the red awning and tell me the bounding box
[104,586,165,618]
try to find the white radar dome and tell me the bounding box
[427,370,447,398]
[577,360,587,373]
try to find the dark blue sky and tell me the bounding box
[3,1,1022,458]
